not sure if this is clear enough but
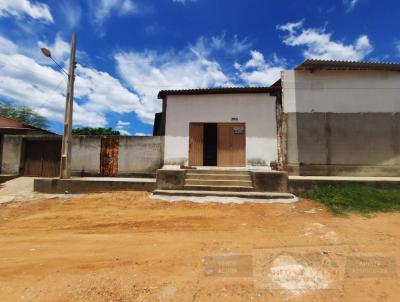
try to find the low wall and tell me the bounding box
[156,169,186,190]
[34,178,156,194]
[289,177,400,194]
[118,136,164,176]
[1,135,164,177]
[251,171,288,192]
[71,136,101,176]
[71,136,163,176]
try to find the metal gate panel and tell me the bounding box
[23,140,61,177]
[100,137,119,177]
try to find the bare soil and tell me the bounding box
[0,192,399,301]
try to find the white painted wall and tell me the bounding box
[164,93,277,167]
[282,69,400,113]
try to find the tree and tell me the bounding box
[72,127,121,136]
[0,103,49,129]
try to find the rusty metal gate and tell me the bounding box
[23,140,62,177]
[100,137,119,177]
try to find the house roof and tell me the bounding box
[295,59,400,72]
[157,86,279,99]
[0,115,56,135]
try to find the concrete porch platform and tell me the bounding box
[156,169,289,193]
[34,177,156,194]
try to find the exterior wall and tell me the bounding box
[164,93,277,167]
[1,135,23,174]
[1,135,163,177]
[71,136,101,175]
[71,135,163,176]
[282,69,400,176]
[118,136,163,176]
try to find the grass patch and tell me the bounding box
[300,184,400,215]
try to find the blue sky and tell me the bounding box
[0,0,399,135]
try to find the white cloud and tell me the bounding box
[0,36,18,54]
[117,120,130,127]
[277,21,373,61]
[343,0,359,11]
[134,132,149,136]
[116,120,131,135]
[38,35,70,64]
[235,51,285,86]
[0,0,53,22]
[60,1,82,29]
[395,40,400,57]
[91,0,136,31]
[195,33,251,56]
[0,35,142,128]
[0,33,286,129]
[115,45,232,123]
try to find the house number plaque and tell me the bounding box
[233,127,245,134]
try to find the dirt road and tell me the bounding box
[0,192,399,301]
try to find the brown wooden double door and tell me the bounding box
[189,123,246,167]
[23,140,62,177]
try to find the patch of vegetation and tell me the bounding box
[300,185,400,215]
[0,102,49,129]
[72,127,120,135]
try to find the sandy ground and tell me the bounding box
[0,191,399,302]
[0,178,63,204]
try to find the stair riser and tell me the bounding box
[185,170,250,176]
[185,174,251,180]
[153,190,294,200]
[185,180,253,186]
[183,185,254,192]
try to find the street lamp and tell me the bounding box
[40,48,69,76]
[41,33,77,179]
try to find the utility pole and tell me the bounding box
[60,33,77,179]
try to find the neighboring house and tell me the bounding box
[0,116,55,135]
[0,115,59,176]
[155,60,400,176]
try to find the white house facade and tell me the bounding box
[157,88,279,168]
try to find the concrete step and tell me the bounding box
[185,170,250,176]
[153,190,295,200]
[185,179,253,187]
[185,173,251,180]
[183,185,254,192]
